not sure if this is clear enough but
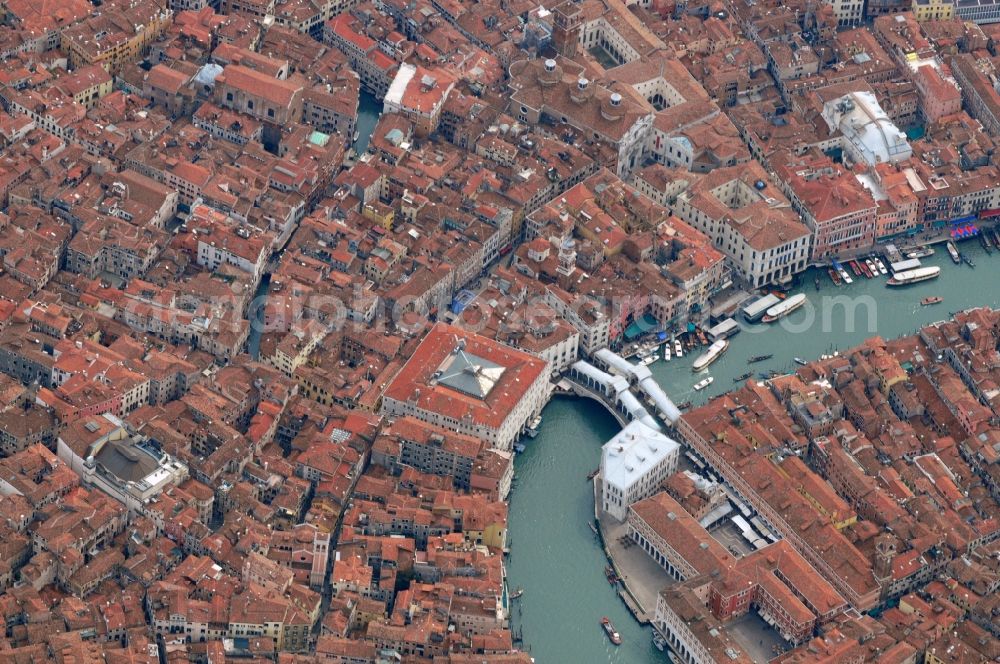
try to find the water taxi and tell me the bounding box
[601,618,622,646]
[839,268,853,284]
[874,258,888,275]
[887,265,941,286]
[921,296,943,306]
[693,376,714,391]
[761,293,807,323]
[692,339,729,372]
[947,241,961,264]
[663,343,671,361]
[674,339,683,358]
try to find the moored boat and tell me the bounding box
[664,343,671,361]
[828,268,841,285]
[874,258,888,275]
[692,339,729,372]
[947,241,961,264]
[839,268,853,284]
[964,254,976,268]
[677,400,692,410]
[525,415,542,438]
[674,339,683,358]
[887,265,942,286]
[761,293,807,323]
[601,617,622,646]
[921,296,943,306]
[906,246,934,259]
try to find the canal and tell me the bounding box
[354,90,382,154]
[506,236,1000,663]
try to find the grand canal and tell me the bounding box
[507,238,1000,663]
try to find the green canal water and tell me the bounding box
[506,237,1000,663]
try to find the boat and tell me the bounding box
[653,631,667,652]
[906,246,934,259]
[849,260,861,276]
[692,339,729,372]
[828,267,841,285]
[677,400,692,410]
[587,468,599,480]
[674,339,683,357]
[921,296,943,306]
[641,355,658,367]
[601,617,622,646]
[865,259,878,277]
[693,376,714,391]
[747,354,773,363]
[514,443,526,453]
[664,343,671,361]
[947,241,961,264]
[589,521,598,534]
[734,371,753,383]
[886,265,942,286]
[874,258,888,275]
[604,566,619,585]
[510,587,524,600]
[794,357,808,366]
[964,254,976,268]
[982,232,993,254]
[761,293,807,323]
[839,268,853,285]
[525,415,542,438]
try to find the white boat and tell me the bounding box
[693,376,714,391]
[760,293,807,323]
[641,355,658,367]
[674,339,683,357]
[947,241,961,264]
[664,343,671,361]
[839,268,853,284]
[692,339,729,372]
[865,258,878,276]
[886,265,941,286]
[874,258,888,275]
[525,415,542,438]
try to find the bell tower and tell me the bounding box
[552,2,582,59]
[873,533,897,598]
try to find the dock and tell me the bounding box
[594,478,666,625]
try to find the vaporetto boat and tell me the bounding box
[761,293,807,323]
[886,266,941,287]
